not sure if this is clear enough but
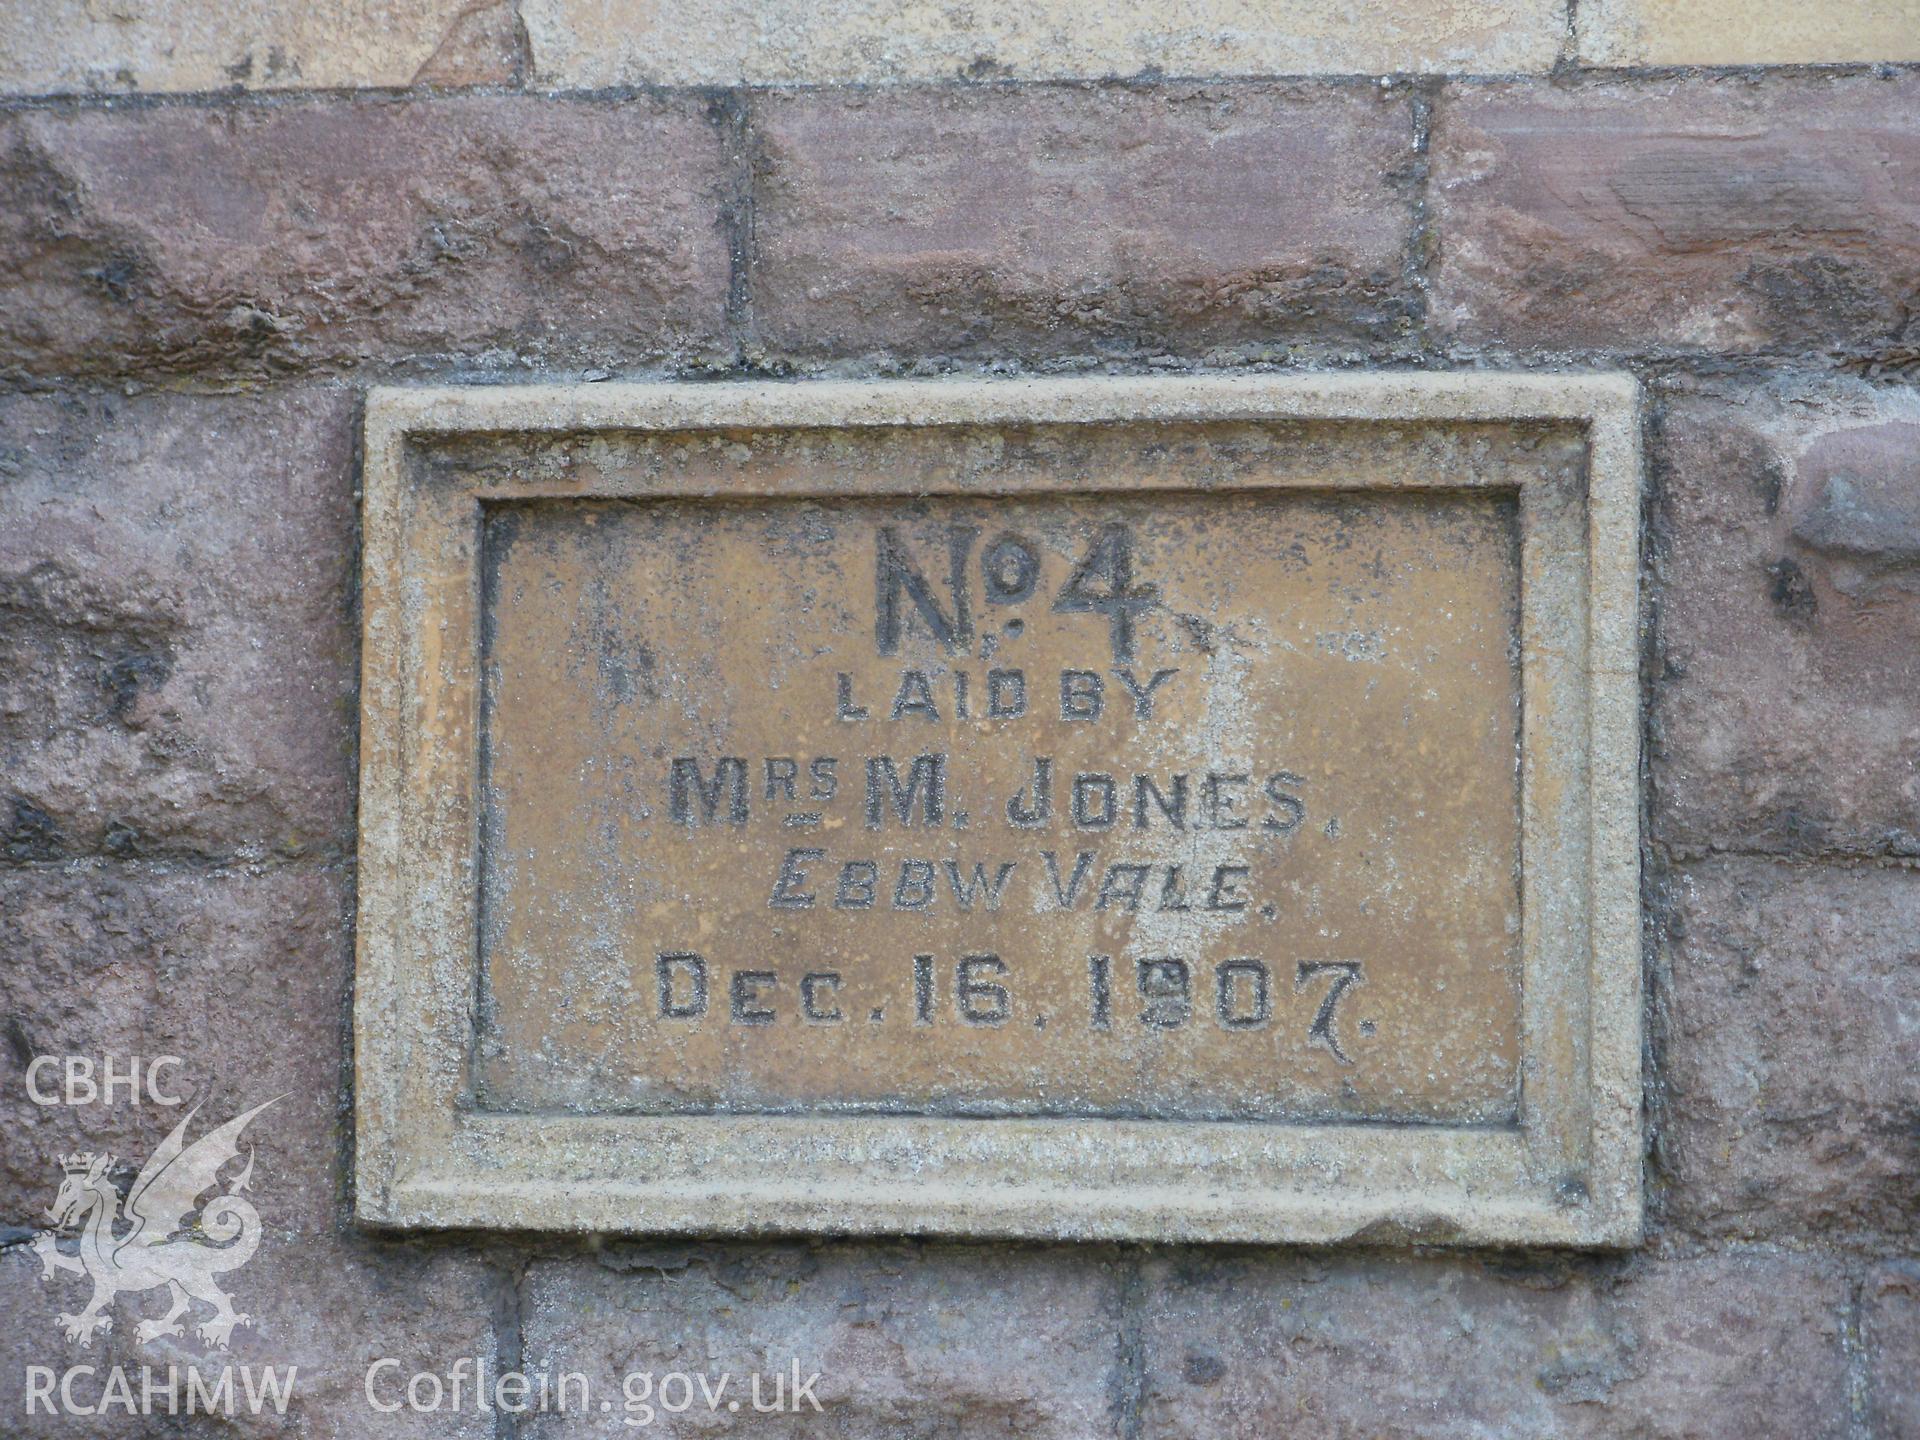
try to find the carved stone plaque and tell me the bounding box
[356,374,1642,1245]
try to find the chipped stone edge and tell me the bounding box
[355,371,1643,1248]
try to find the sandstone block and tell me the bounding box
[1429,74,1920,358]
[0,856,505,1438]
[1,1238,498,1438]
[1138,1251,1852,1438]
[520,1243,1119,1436]
[1579,0,1920,67]
[1654,857,1920,1241]
[1648,376,1920,858]
[753,85,1418,363]
[0,97,732,379]
[521,0,1563,87]
[0,863,350,1236]
[0,389,358,861]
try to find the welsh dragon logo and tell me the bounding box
[33,1096,280,1349]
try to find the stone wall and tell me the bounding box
[2,2,1917,1435]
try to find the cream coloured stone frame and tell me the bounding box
[355,372,1642,1246]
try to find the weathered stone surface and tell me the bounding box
[0,0,520,96]
[1866,1262,1920,1440]
[0,862,350,1235]
[522,0,1563,87]
[753,86,1418,363]
[1137,1251,1852,1438]
[0,1241,200,1438]
[520,1243,1118,1436]
[1649,377,1920,858]
[1429,74,1920,359]
[213,1242,499,1440]
[0,389,358,861]
[0,856,502,1438]
[1,1237,499,1438]
[1654,857,1920,1241]
[0,97,732,379]
[0,30,1909,1432]
[1579,0,1920,67]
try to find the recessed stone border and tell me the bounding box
[355,371,1642,1246]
